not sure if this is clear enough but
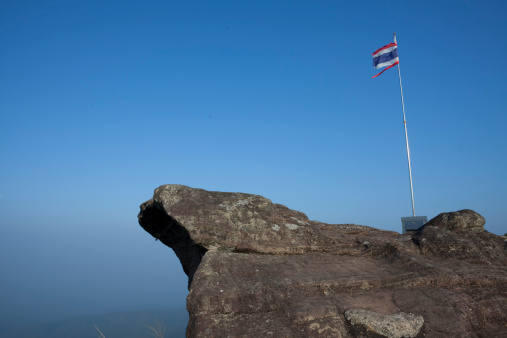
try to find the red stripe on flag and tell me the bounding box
[371,61,399,78]
[372,42,397,56]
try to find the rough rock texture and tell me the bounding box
[344,309,424,338]
[138,185,507,337]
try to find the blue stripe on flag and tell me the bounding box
[373,48,398,69]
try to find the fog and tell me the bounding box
[0,204,188,328]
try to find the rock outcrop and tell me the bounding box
[138,185,507,337]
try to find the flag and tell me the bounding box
[371,42,399,78]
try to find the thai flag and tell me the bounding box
[372,42,399,78]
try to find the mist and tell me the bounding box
[0,207,188,328]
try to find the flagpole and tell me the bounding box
[394,33,416,217]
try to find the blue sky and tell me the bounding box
[1,0,506,325]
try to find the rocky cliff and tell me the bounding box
[138,184,507,337]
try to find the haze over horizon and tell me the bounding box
[1,0,506,330]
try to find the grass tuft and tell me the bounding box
[148,319,166,338]
[94,325,106,338]
[95,318,165,338]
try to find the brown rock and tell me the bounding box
[424,209,486,230]
[412,210,505,262]
[138,185,507,337]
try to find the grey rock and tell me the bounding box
[344,308,423,338]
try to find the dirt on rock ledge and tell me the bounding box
[138,184,507,337]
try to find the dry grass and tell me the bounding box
[94,325,106,338]
[94,319,165,338]
[148,319,166,338]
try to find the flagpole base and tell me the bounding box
[401,216,427,234]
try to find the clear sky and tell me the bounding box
[1,0,506,326]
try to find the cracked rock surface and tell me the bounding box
[138,184,507,337]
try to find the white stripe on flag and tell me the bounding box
[372,45,397,57]
[374,57,399,69]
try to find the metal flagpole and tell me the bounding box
[394,33,416,217]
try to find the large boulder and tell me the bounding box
[423,209,485,230]
[138,185,507,337]
[412,209,505,262]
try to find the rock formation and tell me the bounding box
[138,184,507,337]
